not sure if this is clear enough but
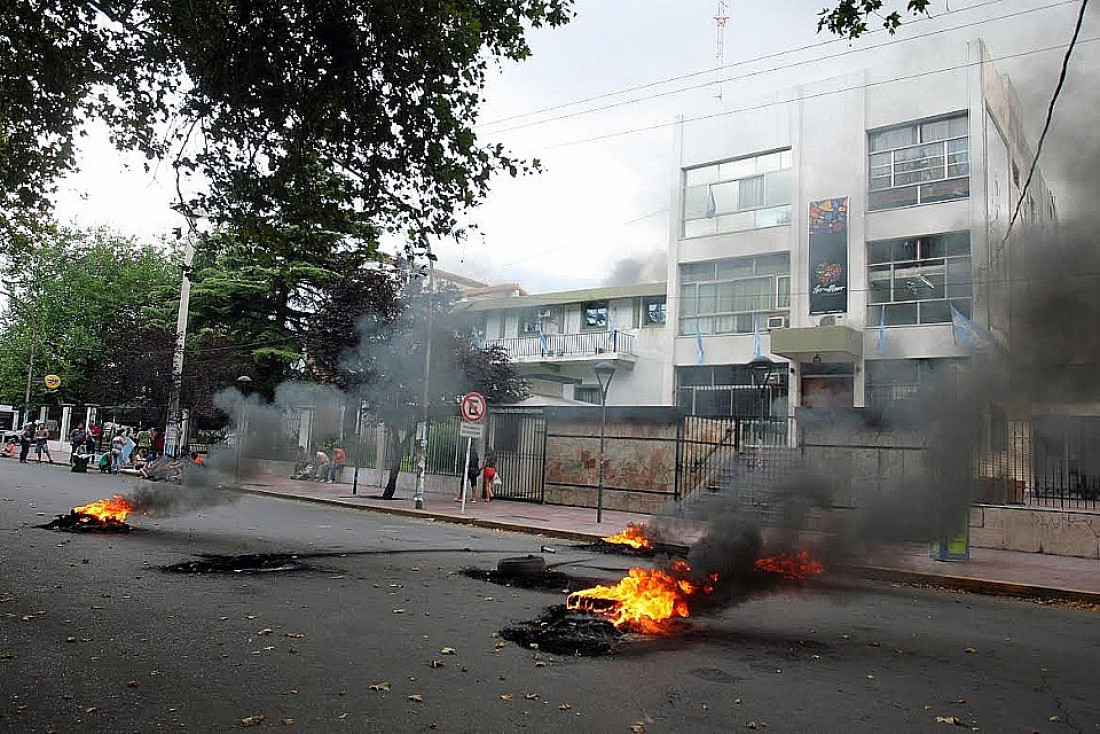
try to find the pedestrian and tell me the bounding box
[313,450,330,482]
[68,422,87,465]
[151,427,164,459]
[482,447,497,502]
[109,432,124,474]
[329,446,347,484]
[18,422,33,463]
[34,423,53,464]
[458,446,479,501]
[136,425,152,455]
[293,445,308,476]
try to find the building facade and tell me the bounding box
[663,38,1054,419]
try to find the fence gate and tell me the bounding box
[486,407,546,502]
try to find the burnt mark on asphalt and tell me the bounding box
[461,567,607,593]
[501,604,623,656]
[162,553,318,574]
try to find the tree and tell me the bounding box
[304,263,528,497]
[0,225,179,411]
[817,0,931,39]
[0,1,574,253]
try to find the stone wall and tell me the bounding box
[971,505,1100,559]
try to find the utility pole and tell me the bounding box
[0,290,36,429]
[413,254,435,510]
[165,206,198,458]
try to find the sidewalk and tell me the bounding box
[239,474,1100,605]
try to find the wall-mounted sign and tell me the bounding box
[808,197,849,315]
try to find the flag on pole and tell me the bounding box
[695,321,705,365]
[753,314,762,359]
[704,185,717,218]
[950,306,994,350]
[877,306,887,354]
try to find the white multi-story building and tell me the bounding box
[459,282,669,406]
[663,38,1054,417]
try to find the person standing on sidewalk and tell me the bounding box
[329,446,347,484]
[34,423,53,464]
[18,422,33,463]
[458,447,480,502]
[68,422,87,465]
[481,447,497,502]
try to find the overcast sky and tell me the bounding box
[53,0,1098,294]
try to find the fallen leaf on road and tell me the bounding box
[964,647,977,654]
[559,703,572,711]
[935,716,962,725]
[392,609,406,614]
[631,725,647,733]
[84,707,97,713]
[734,699,743,705]
[241,714,266,727]
[500,694,513,702]
[866,674,875,680]
[1049,715,1062,723]
[494,641,507,649]
[525,693,539,700]
[126,680,140,688]
[440,647,456,655]
[429,659,445,668]
[408,694,423,703]
[257,628,274,636]
[285,632,306,639]
[369,682,391,692]
[281,718,295,725]
[534,660,548,668]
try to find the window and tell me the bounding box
[682,149,793,238]
[867,231,971,326]
[679,254,790,336]
[582,300,608,330]
[574,386,601,405]
[676,365,789,418]
[519,309,541,335]
[866,358,965,410]
[642,296,667,326]
[868,114,969,210]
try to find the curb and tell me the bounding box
[237,486,606,543]
[238,485,1100,605]
[857,566,1100,606]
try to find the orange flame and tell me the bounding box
[566,559,714,633]
[753,550,824,580]
[73,495,132,523]
[602,522,654,550]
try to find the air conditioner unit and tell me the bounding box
[766,315,788,330]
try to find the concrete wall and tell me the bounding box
[971,505,1100,560]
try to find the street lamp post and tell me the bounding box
[0,289,36,429]
[235,375,252,483]
[414,255,435,510]
[748,354,776,444]
[594,360,617,524]
[165,204,199,458]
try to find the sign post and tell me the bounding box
[458,393,487,514]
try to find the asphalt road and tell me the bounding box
[2,460,1098,733]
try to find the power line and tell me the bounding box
[481,0,1075,138]
[479,0,1021,130]
[540,36,1100,151]
[1001,0,1090,243]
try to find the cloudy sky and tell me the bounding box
[54,0,1098,293]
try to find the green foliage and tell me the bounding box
[0,1,575,254]
[817,0,930,39]
[0,225,179,409]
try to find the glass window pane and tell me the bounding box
[684,218,717,238]
[738,175,764,209]
[869,151,892,168]
[714,315,735,333]
[920,236,944,259]
[764,169,791,206]
[716,211,755,233]
[715,282,735,313]
[685,165,718,186]
[716,259,754,280]
[943,231,970,256]
[869,125,917,152]
[755,253,789,275]
[949,299,972,319]
[948,115,968,138]
[868,241,893,264]
[679,317,696,336]
[920,178,969,203]
[920,300,951,324]
[779,149,793,169]
[583,301,608,329]
[698,284,718,315]
[886,303,917,325]
[945,259,972,298]
[755,205,791,228]
[921,118,955,142]
[894,238,918,262]
[947,162,969,178]
[777,275,790,307]
[719,157,756,180]
[683,184,711,219]
[869,186,918,210]
[869,174,893,191]
[868,273,891,304]
[755,151,783,173]
[710,180,737,215]
[946,137,968,154]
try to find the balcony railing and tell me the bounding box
[492,331,635,360]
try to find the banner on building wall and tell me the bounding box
[808,197,849,315]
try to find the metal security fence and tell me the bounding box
[485,407,546,502]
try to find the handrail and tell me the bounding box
[492,330,635,359]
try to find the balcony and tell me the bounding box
[492,331,636,367]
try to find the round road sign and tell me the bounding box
[460,392,487,423]
[44,374,61,390]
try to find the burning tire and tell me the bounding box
[496,555,548,578]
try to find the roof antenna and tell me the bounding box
[714,0,729,103]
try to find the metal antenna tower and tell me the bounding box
[714,0,729,102]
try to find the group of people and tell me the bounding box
[2,421,56,464]
[460,446,499,502]
[291,445,347,483]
